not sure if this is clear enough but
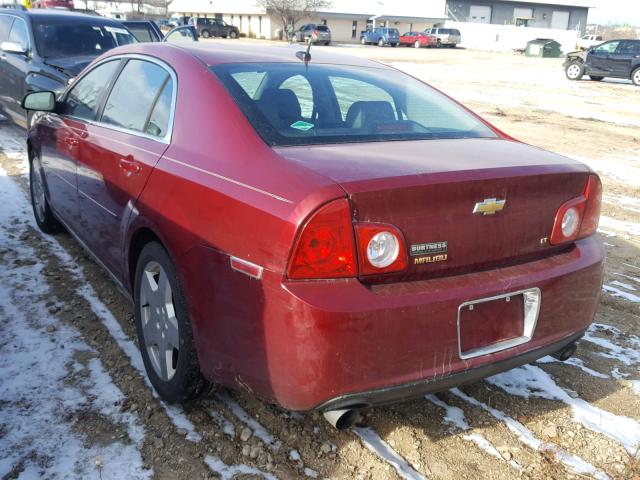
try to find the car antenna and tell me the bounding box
[296,37,312,67]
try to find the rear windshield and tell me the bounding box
[316,25,329,31]
[387,28,399,34]
[33,19,137,58]
[211,63,496,147]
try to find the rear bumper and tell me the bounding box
[317,328,585,411]
[258,235,603,411]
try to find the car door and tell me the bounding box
[1,16,30,126]
[611,40,640,77]
[75,57,175,278]
[40,59,122,230]
[0,14,14,117]
[587,41,620,74]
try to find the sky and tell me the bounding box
[588,0,640,25]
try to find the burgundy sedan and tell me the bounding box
[399,32,437,48]
[23,43,604,427]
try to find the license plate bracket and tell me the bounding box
[457,288,541,360]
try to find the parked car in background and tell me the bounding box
[121,21,197,44]
[564,39,640,86]
[576,34,603,50]
[24,43,603,427]
[427,27,461,48]
[195,17,238,38]
[360,27,399,47]
[31,0,74,8]
[399,31,437,48]
[0,7,137,128]
[293,24,331,45]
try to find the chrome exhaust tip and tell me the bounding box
[323,408,361,430]
[553,342,578,362]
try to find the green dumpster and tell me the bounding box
[525,38,562,58]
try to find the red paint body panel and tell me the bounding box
[399,33,437,47]
[29,42,605,411]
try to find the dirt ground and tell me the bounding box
[0,44,639,480]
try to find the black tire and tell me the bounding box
[229,31,237,39]
[360,36,366,45]
[632,67,640,86]
[589,76,604,81]
[565,61,585,81]
[134,242,209,402]
[201,29,210,38]
[391,43,397,47]
[324,41,330,46]
[29,153,62,234]
[414,40,421,49]
[378,38,385,47]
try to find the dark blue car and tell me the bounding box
[361,27,400,47]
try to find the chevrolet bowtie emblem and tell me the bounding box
[473,198,506,215]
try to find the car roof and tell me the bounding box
[158,43,390,69]
[0,7,125,25]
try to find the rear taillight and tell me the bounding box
[355,224,408,275]
[287,199,356,279]
[549,174,602,245]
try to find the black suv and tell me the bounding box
[564,39,640,86]
[0,8,137,127]
[195,18,239,39]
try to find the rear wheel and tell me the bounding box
[414,40,421,48]
[134,242,209,402]
[378,38,385,47]
[201,29,210,38]
[589,76,604,81]
[632,67,640,86]
[324,41,330,46]
[29,153,62,234]
[360,36,366,45]
[436,39,442,48]
[565,61,584,81]
[229,31,237,39]
[391,43,397,47]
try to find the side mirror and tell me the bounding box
[1,41,28,55]
[163,25,199,43]
[22,91,56,112]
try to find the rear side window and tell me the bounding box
[0,15,13,42]
[101,59,170,134]
[620,41,640,55]
[127,25,155,42]
[64,60,120,120]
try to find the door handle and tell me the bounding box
[119,157,142,175]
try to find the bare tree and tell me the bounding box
[256,0,332,37]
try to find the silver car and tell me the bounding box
[294,24,331,45]
[428,28,461,48]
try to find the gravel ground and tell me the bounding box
[0,44,639,480]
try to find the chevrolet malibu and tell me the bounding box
[23,43,604,428]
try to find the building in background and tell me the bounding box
[167,0,448,41]
[444,0,595,52]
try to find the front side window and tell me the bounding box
[101,59,170,134]
[8,19,28,50]
[593,41,620,54]
[33,20,137,58]
[212,63,497,147]
[0,15,14,42]
[64,60,120,120]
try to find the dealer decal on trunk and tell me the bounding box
[410,241,448,265]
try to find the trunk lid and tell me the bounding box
[276,138,590,281]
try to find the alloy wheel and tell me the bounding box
[567,64,581,79]
[139,261,180,382]
[414,41,420,48]
[30,158,46,224]
[633,69,640,86]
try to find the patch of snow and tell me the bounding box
[304,466,319,478]
[451,389,609,480]
[0,165,150,479]
[603,284,640,303]
[204,455,277,480]
[208,408,236,438]
[537,355,609,379]
[583,331,640,366]
[426,394,469,430]
[353,427,427,480]
[623,263,640,271]
[599,216,640,237]
[488,365,640,454]
[289,449,301,462]
[614,273,640,285]
[609,280,636,291]
[463,433,502,460]
[215,390,280,450]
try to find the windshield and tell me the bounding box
[211,63,497,147]
[33,20,137,58]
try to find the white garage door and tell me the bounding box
[551,11,570,30]
[513,7,533,20]
[469,5,491,24]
